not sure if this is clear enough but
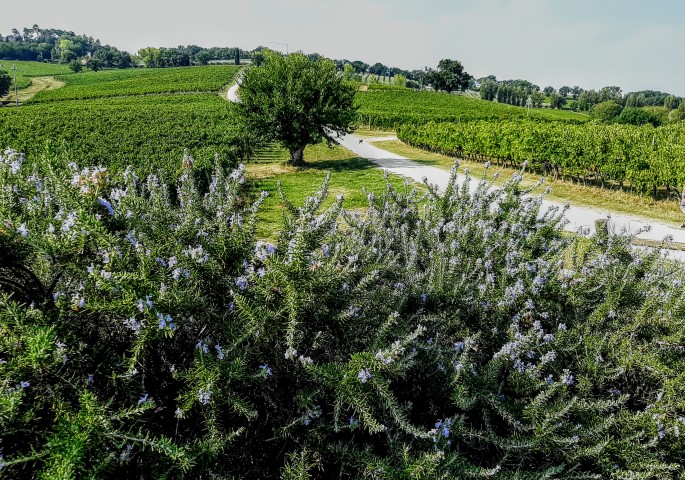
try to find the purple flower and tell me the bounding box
[420,293,428,302]
[235,276,248,290]
[198,389,211,405]
[87,374,94,383]
[259,364,272,376]
[215,345,225,360]
[16,223,28,237]
[137,393,149,405]
[20,381,30,388]
[97,197,115,216]
[454,341,464,353]
[357,368,372,383]
[561,371,574,385]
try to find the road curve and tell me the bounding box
[225,81,685,260]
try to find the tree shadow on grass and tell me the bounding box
[303,157,376,173]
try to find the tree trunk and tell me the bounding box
[288,146,306,167]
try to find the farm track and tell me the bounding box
[0,76,64,104]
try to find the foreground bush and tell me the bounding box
[1,148,684,478]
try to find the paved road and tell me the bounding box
[225,81,685,260]
[227,81,239,102]
[337,133,685,261]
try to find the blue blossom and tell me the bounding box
[16,223,28,237]
[394,282,405,291]
[215,345,225,360]
[543,333,555,343]
[155,257,167,267]
[87,374,94,383]
[168,256,178,268]
[97,197,115,216]
[561,371,574,385]
[420,293,427,302]
[235,276,248,290]
[257,267,266,277]
[137,393,149,405]
[546,375,554,385]
[357,368,372,383]
[349,416,358,427]
[198,389,211,405]
[558,323,567,331]
[454,341,464,353]
[20,381,30,388]
[172,268,181,280]
[195,340,209,354]
[157,313,172,329]
[259,364,272,376]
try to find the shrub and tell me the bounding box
[1,149,684,478]
[614,107,661,127]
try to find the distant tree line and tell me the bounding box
[136,45,248,68]
[0,25,131,69]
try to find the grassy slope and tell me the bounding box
[370,138,684,225]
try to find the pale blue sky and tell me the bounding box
[2,0,683,95]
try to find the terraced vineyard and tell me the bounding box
[29,65,240,102]
[355,89,588,128]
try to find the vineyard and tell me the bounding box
[29,65,240,102]
[355,89,588,128]
[0,94,241,173]
[397,120,685,196]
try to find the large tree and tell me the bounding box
[235,51,357,166]
[428,59,472,93]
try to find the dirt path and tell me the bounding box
[0,76,65,104]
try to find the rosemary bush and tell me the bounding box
[1,148,684,479]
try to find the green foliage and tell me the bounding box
[0,71,10,97]
[590,101,623,123]
[426,59,472,93]
[29,65,239,102]
[0,94,243,175]
[236,51,357,166]
[2,147,685,478]
[67,60,82,74]
[356,90,588,129]
[397,120,685,195]
[614,108,661,127]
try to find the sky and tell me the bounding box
[2,0,684,95]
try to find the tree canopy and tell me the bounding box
[427,59,472,93]
[235,51,357,166]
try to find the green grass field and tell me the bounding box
[355,89,589,129]
[248,142,414,239]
